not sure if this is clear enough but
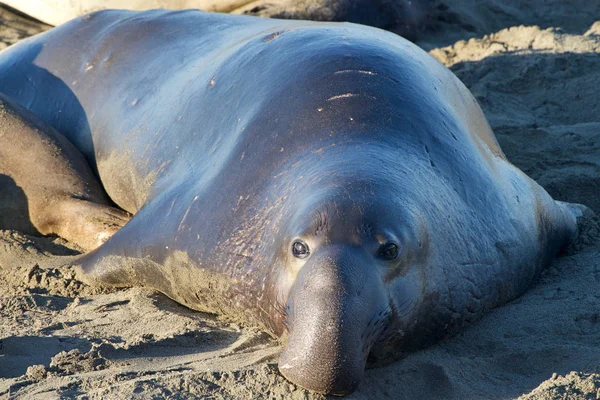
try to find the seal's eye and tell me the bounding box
[379,242,399,260]
[292,240,310,259]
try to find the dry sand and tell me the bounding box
[0,1,599,399]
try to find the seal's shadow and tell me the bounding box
[0,335,92,378]
[0,174,39,235]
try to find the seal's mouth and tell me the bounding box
[365,294,420,367]
[361,305,393,362]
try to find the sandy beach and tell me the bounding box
[0,1,599,398]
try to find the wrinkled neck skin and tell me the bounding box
[251,143,459,395]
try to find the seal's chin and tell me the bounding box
[276,245,390,395]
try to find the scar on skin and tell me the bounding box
[264,30,289,42]
[327,93,357,101]
[334,70,377,76]
[327,93,376,101]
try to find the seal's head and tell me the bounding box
[269,149,431,395]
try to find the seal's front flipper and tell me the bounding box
[0,93,130,251]
[71,196,180,294]
[555,201,598,253]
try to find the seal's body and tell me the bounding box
[0,10,580,395]
[5,0,428,38]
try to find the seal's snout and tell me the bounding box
[278,246,388,395]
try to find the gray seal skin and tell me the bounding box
[0,10,581,395]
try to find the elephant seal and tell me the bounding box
[0,10,582,395]
[3,0,256,25]
[5,0,429,40]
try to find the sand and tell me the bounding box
[0,1,599,399]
